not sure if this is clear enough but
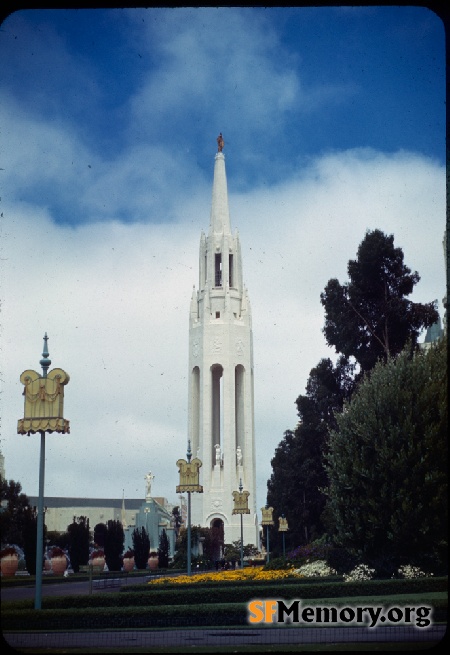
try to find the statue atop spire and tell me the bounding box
[217,133,224,152]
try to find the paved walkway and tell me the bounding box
[3,625,446,650]
[1,573,151,602]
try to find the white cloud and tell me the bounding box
[1,141,445,514]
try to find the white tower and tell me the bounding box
[188,136,259,550]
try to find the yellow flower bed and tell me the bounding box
[149,567,302,585]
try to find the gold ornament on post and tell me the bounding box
[17,334,70,611]
[18,368,70,435]
[176,457,203,493]
[261,505,274,564]
[232,479,250,569]
[278,514,289,559]
[261,506,274,526]
[176,441,203,575]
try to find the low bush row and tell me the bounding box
[3,597,448,631]
[3,576,447,612]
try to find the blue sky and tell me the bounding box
[0,7,446,525]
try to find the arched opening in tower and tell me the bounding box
[235,364,245,460]
[191,366,200,456]
[215,253,222,287]
[211,364,223,467]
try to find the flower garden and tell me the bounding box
[149,560,434,586]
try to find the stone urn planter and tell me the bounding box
[148,553,159,571]
[1,550,19,577]
[48,547,67,575]
[122,557,135,572]
[90,550,105,570]
[51,556,67,575]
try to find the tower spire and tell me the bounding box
[210,135,231,235]
[188,139,258,551]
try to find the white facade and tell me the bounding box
[188,149,259,548]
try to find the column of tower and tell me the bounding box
[188,137,258,548]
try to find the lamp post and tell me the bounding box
[278,514,289,559]
[17,334,70,609]
[176,440,203,575]
[143,506,151,546]
[232,478,250,569]
[260,505,274,564]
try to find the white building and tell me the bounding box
[188,138,259,549]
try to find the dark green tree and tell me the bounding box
[67,516,90,573]
[267,356,354,546]
[172,526,214,568]
[93,523,107,549]
[0,478,31,547]
[157,529,170,568]
[223,541,241,562]
[325,339,447,574]
[320,229,438,372]
[103,520,124,572]
[132,526,150,570]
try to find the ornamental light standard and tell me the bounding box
[17,334,70,610]
[260,505,274,564]
[232,478,250,569]
[278,514,289,559]
[176,440,203,575]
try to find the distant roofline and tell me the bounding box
[28,496,171,509]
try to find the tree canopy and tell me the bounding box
[0,478,33,548]
[267,356,354,547]
[324,339,447,573]
[267,228,443,560]
[320,229,438,372]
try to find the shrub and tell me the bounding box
[343,564,375,582]
[396,564,433,579]
[287,542,331,564]
[294,560,337,577]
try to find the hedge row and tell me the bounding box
[3,576,447,612]
[3,598,448,631]
[125,575,446,596]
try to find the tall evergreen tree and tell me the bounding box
[93,522,107,549]
[103,520,124,571]
[325,339,447,573]
[320,229,438,372]
[157,529,170,568]
[67,516,90,573]
[267,356,354,545]
[132,527,150,570]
